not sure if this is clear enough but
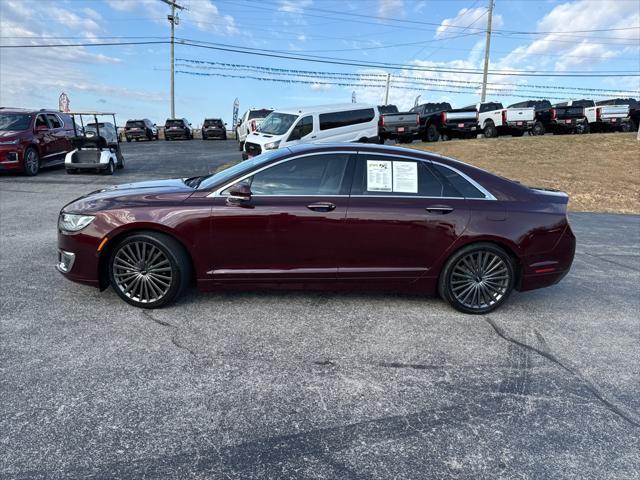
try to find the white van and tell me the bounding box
[242,103,379,159]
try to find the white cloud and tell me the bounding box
[435,7,503,39]
[183,0,238,36]
[378,0,404,20]
[279,0,312,14]
[46,8,101,33]
[497,0,639,72]
[105,0,157,12]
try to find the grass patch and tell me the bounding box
[408,132,640,214]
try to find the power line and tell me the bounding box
[2,38,638,77]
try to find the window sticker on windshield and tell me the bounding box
[367,160,392,192]
[392,161,418,193]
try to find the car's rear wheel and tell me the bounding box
[108,232,191,308]
[23,147,40,176]
[439,243,515,314]
[531,121,545,136]
[483,122,498,138]
[104,160,115,175]
[424,123,439,142]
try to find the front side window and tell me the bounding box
[288,115,313,141]
[353,155,443,197]
[247,154,350,196]
[319,108,375,131]
[35,115,49,129]
[47,114,62,128]
[259,113,298,135]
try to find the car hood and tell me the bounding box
[0,130,24,140]
[62,178,195,213]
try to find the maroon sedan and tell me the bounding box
[57,144,575,314]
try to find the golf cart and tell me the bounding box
[64,112,124,175]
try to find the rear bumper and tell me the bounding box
[165,130,189,138]
[519,224,576,292]
[506,120,535,130]
[379,126,420,139]
[442,122,479,133]
[125,130,147,138]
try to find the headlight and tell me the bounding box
[58,213,95,232]
[263,140,281,150]
[0,139,20,145]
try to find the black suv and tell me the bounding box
[164,118,192,140]
[202,118,227,140]
[124,119,158,142]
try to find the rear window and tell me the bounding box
[572,100,595,107]
[378,105,399,114]
[204,119,223,127]
[319,108,375,131]
[431,164,486,199]
[166,120,185,127]
[248,109,273,120]
[126,121,145,128]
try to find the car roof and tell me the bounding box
[272,103,376,115]
[0,108,59,115]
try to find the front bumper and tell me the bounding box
[0,145,24,171]
[57,230,102,288]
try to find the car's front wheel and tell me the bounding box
[23,147,40,176]
[108,232,191,308]
[438,243,515,314]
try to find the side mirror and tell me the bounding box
[36,124,49,132]
[227,181,252,203]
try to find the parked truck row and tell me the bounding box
[377,98,638,143]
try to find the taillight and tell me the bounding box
[596,107,602,121]
[501,109,507,124]
[416,113,420,126]
[441,111,447,123]
[551,108,557,120]
[379,115,385,127]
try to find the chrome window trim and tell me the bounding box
[207,149,496,201]
[208,150,355,197]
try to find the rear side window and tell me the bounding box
[352,155,443,197]
[47,114,62,128]
[35,115,49,129]
[431,164,486,199]
[249,154,350,196]
[319,108,375,131]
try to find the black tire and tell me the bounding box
[620,122,632,133]
[531,121,545,136]
[108,232,191,309]
[126,137,132,143]
[104,160,115,175]
[23,147,40,176]
[424,123,439,142]
[511,130,524,137]
[483,122,498,139]
[66,168,78,174]
[358,137,368,143]
[238,141,244,151]
[438,242,515,314]
[577,119,590,134]
[222,133,227,141]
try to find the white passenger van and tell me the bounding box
[242,103,379,159]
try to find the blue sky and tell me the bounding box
[1,0,639,127]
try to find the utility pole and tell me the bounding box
[480,0,494,103]
[160,0,185,118]
[384,73,391,105]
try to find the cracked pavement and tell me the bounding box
[1,140,639,479]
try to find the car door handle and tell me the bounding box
[425,205,454,214]
[307,202,336,212]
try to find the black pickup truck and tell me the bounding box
[378,102,451,143]
[508,100,553,135]
[550,100,595,134]
[413,102,452,142]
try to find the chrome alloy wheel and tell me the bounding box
[450,251,510,311]
[113,241,173,304]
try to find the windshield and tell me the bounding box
[0,114,32,131]
[198,150,283,190]
[248,109,273,120]
[258,112,298,135]
[204,119,223,127]
[86,123,108,129]
[126,121,144,128]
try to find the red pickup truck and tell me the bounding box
[0,108,76,176]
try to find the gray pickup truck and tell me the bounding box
[378,107,420,143]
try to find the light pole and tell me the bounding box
[160,0,185,118]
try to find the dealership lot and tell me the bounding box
[1,140,639,479]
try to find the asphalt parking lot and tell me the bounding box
[1,139,639,479]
